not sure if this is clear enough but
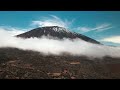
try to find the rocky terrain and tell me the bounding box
[0,47,120,79]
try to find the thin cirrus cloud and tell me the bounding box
[31,15,74,29]
[101,36,120,44]
[0,26,31,36]
[31,15,113,34]
[0,15,114,36]
[76,23,113,33]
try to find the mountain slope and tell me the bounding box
[16,26,101,44]
[0,47,120,79]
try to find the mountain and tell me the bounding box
[16,26,101,44]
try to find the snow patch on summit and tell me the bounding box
[52,26,71,33]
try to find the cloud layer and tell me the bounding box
[0,28,120,58]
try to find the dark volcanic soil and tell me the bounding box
[0,47,120,79]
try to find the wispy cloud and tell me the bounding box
[76,23,113,33]
[31,15,74,29]
[0,26,27,36]
[32,15,113,34]
[101,36,120,44]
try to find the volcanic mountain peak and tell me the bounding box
[41,26,71,33]
[39,26,72,33]
[16,26,101,44]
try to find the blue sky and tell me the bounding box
[0,11,120,46]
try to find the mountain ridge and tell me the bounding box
[16,26,101,44]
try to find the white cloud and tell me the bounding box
[76,23,112,33]
[101,36,120,44]
[32,15,73,29]
[0,28,120,58]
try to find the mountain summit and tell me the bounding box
[16,26,101,44]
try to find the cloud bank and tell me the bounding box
[0,28,120,58]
